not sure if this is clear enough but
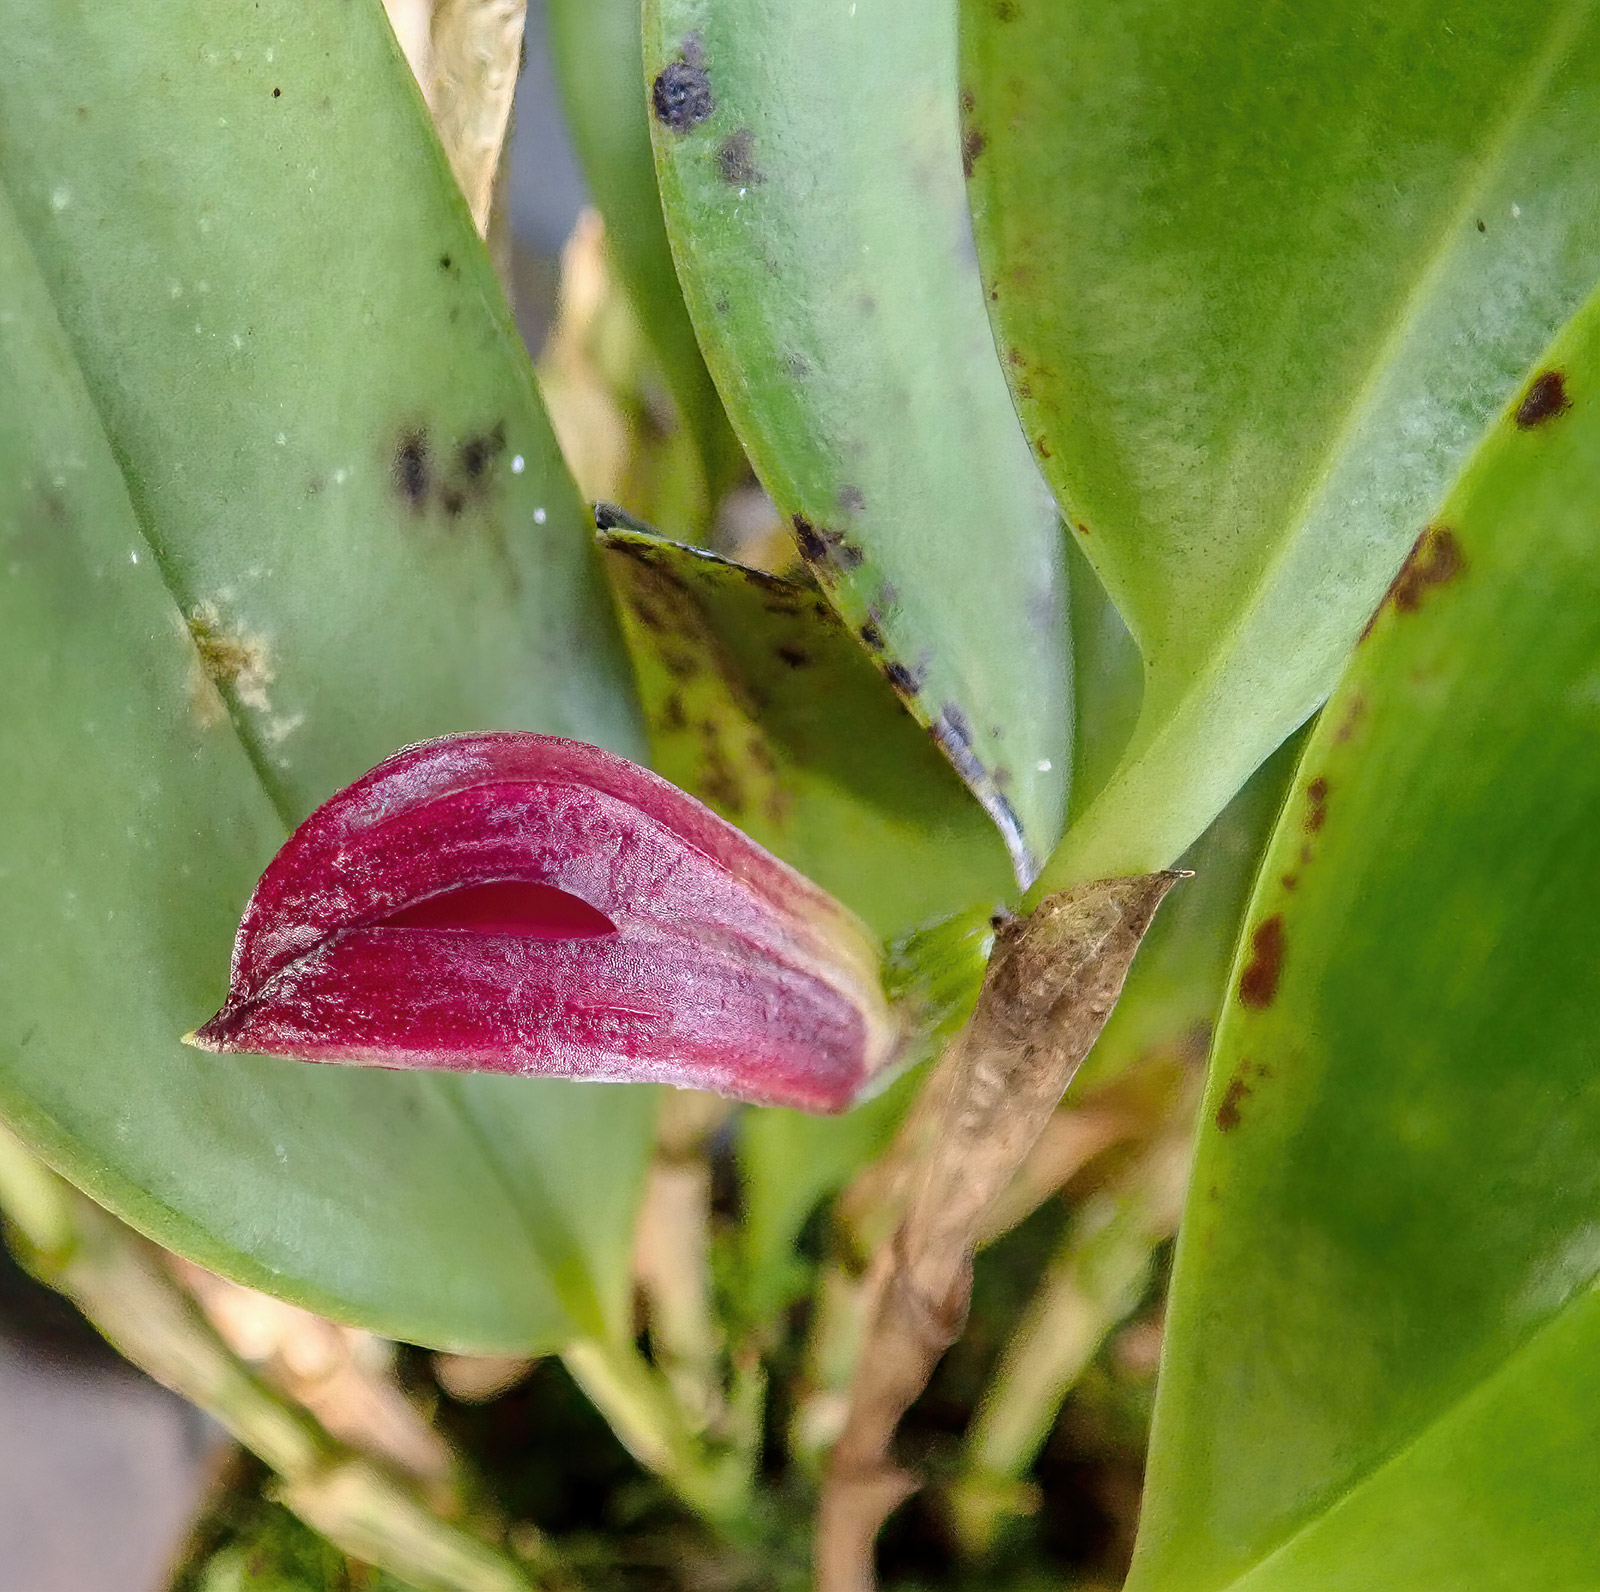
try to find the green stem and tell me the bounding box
[0,1123,546,1592]
[561,1334,750,1525]
[631,1089,741,1450]
[947,1134,1193,1556]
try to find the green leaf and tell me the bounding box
[547,0,744,520]
[961,0,1600,892]
[643,0,1071,886]
[0,2,654,1352]
[598,527,1013,939]
[1072,731,1301,1099]
[1058,535,1300,1096]
[1130,300,1600,1588]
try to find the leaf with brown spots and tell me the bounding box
[598,524,1011,939]
[0,0,653,1362]
[1214,1071,1252,1132]
[547,0,746,526]
[1140,286,1600,1592]
[969,0,1600,905]
[1515,369,1571,428]
[644,0,1071,887]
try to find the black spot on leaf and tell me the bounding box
[791,514,864,574]
[394,431,429,509]
[884,660,924,695]
[717,127,762,184]
[458,425,506,482]
[652,59,714,133]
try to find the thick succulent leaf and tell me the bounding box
[546,0,743,517]
[598,527,1013,939]
[1130,305,1600,1588]
[961,0,1600,890]
[1059,538,1301,1094]
[0,0,641,813]
[643,0,1071,886]
[1071,733,1300,1099]
[0,3,653,1352]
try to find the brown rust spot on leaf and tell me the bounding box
[1362,526,1465,637]
[1390,527,1463,613]
[659,693,688,733]
[1215,1071,1253,1132]
[1304,777,1329,834]
[961,127,987,179]
[698,743,745,815]
[1515,370,1570,429]
[660,646,700,681]
[1334,695,1368,744]
[1238,916,1285,1009]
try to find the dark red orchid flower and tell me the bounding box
[188,734,901,1112]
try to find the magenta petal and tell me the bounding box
[190,734,900,1112]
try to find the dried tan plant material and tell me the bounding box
[815,872,1184,1592]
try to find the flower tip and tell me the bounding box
[190,732,903,1110]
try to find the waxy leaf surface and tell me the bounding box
[961,0,1600,890]
[1132,299,1600,1588]
[0,1,652,1351]
[644,0,1071,886]
[195,734,898,1114]
[598,525,1013,939]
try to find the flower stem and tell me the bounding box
[561,1333,751,1526]
[948,1130,1192,1555]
